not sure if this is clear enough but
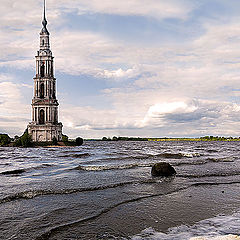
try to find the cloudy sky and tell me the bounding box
[1,0,240,138]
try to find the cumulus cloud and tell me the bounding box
[141,101,198,126]
[0,75,30,136]
[49,0,195,20]
[137,99,240,137]
[97,66,141,80]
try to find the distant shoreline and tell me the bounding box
[86,136,240,142]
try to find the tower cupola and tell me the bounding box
[40,0,50,50]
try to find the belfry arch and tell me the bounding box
[39,109,45,124]
[40,62,45,78]
[40,83,44,98]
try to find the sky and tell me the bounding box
[1,0,240,138]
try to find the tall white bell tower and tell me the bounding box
[28,0,63,142]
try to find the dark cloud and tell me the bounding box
[165,107,221,123]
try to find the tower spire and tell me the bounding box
[41,0,49,34]
[44,0,46,20]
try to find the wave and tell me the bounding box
[0,163,11,166]
[0,179,157,204]
[74,163,154,171]
[91,152,202,164]
[174,157,236,167]
[192,181,240,187]
[13,156,37,160]
[73,153,204,172]
[59,153,91,158]
[207,149,219,153]
[0,164,54,176]
[1,169,26,175]
[130,211,240,240]
[155,152,201,159]
[33,164,53,169]
[74,155,237,172]
[178,172,240,178]
[207,157,235,162]
[1,173,239,205]
[74,155,235,172]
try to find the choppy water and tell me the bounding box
[0,141,240,240]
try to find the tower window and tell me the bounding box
[40,83,44,98]
[39,109,45,124]
[40,62,45,78]
[42,39,45,45]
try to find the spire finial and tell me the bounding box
[41,0,49,34]
[44,0,46,19]
[42,0,47,28]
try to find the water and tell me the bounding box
[0,141,240,240]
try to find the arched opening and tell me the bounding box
[38,135,44,142]
[39,109,45,124]
[40,62,45,78]
[42,39,45,46]
[40,83,44,98]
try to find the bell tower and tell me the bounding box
[28,0,63,142]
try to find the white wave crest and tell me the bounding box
[78,163,153,171]
[131,211,240,240]
[181,152,201,158]
[191,236,240,240]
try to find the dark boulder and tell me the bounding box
[76,137,84,146]
[151,162,176,177]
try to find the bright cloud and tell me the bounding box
[0,75,30,135]
[50,0,195,20]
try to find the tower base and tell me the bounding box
[28,123,63,142]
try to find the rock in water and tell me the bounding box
[151,162,176,177]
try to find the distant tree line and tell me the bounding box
[62,134,84,146]
[199,136,240,141]
[100,136,240,142]
[101,136,148,141]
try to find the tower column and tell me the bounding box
[36,80,39,97]
[36,107,38,124]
